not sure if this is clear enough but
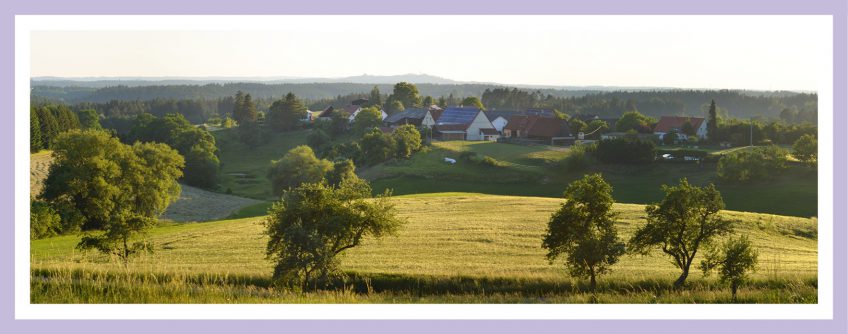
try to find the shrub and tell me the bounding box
[562,143,595,171]
[792,134,817,167]
[458,151,478,162]
[717,145,788,183]
[31,201,61,239]
[594,138,656,164]
[478,156,501,168]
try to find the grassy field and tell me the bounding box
[31,193,817,303]
[365,141,817,217]
[213,128,309,200]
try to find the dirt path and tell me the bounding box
[30,152,261,222]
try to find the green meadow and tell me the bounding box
[31,193,817,304]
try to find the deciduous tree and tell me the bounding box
[265,178,403,290]
[700,236,758,302]
[267,145,333,196]
[542,174,625,292]
[629,178,732,288]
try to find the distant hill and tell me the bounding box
[30,74,816,121]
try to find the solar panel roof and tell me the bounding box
[436,107,480,125]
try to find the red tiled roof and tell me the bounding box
[527,118,569,137]
[653,116,705,133]
[504,115,537,131]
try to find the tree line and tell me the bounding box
[34,81,817,122]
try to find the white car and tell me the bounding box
[444,157,457,164]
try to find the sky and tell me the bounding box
[29,15,831,91]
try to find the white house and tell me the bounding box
[434,107,497,141]
[653,116,708,140]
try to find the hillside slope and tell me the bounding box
[32,193,816,281]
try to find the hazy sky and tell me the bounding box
[29,16,831,91]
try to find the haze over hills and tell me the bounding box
[32,73,688,92]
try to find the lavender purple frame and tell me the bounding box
[3,1,845,333]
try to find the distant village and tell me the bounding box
[304,98,708,146]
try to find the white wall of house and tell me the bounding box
[465,111,496,141]
[347,107,362,123]
[696,121,708,139]
[381,109,388,120]
[491,116,508,133]
[421,111,436,128]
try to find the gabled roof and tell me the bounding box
[653,116,705,133]
[484,110,523,122]
[525,108,556,118]
[436,106,482,125]
[316,106,335,118]
[384,108,429,124]
[504,115,536,131]
[504,115,571,137]
[527,118,571,138]
[343,105,361,114]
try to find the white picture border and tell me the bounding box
[14,15,834,320]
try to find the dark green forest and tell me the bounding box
[32,81,816,122]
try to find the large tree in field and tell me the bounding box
[629,178,732,288]
[237,94,260,146]
[267,145,333,196]
[265,177,404,290]
[129,113,220,188]
[542,174,625,292]
[700,235,758,302]
[708,99,719,143]
[392,124,422,159]
[43,130,183,264]
[267,92,306,132]
[389,82,421,109]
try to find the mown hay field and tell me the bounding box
[31,193,817,303]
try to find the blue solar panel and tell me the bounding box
[436,107,480,125]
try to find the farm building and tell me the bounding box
[347,105,388,123]
[484,110,524,133]
[384,108,437,128]
[312,106,335,122]
[345,105,362,123]
[653,116,707,140]
[577,114,619,131]
[433,106,498,141]
[503,115,571,144]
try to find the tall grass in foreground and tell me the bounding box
[31,266,816,304]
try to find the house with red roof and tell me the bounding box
[503,115,571,144]
[653,116,708,141]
